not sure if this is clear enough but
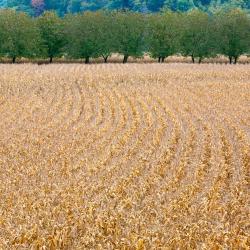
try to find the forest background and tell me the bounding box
[1,0,250,16]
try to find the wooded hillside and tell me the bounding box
[1,0,250,16]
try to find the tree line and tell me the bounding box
[4,0,250,16]
[0,8,249,64]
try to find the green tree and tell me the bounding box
[44,0,70,15]
[0,0,7,8]
[31,0,45,16]
[146,0,165,12]
[107,0,133,10]
[0,9,40,63]
[114,11,145,63]
[3,0,250,15]
[64,12,103,63]
[93,11,116,63]
[37,11,65,62]
[180,9,214,63]
[147,11,181,62]
[7,0,34,15]
[215,9,250,64]
[164,0,195,11]
[67,0,81,13]
[81,0,108,11]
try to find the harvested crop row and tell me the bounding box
[0,64,249,249]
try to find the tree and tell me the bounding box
[7,0,34,15]
[180,9,214,63]
[215,9,250,64]
[37,11,65,62]
[67,0,82,13]
[3,0,250,15]
[92,11,116,63]
[81,0,108,11]
[147,11,181,62]
[113,11,145,63]
[44,0,70,16]
[146,0,165,12]
[0,9,41,63]
[107,0,133,10]
[31,0,45,16]
[0,0,7,8]
[64,12,103,63]
[164,0,195,11]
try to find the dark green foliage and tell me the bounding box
[147,11,182,62]
[0,8,249,64]
[6,0,34,15]
[107,0,133,10]
[214,9,250,63]
[64,11,113,63]
[0,9,41,62]
[0,0,7,8]
[164,0,195,12]
[94,11,116,62]
[67,0,81,13]
[113,12,145,62]
[81,0,108,11]
[37,11,65,62]
[147,0,165,12]
[180,10,214,63]
[63,10,145,63]
[1,0,249,15]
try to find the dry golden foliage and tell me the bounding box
[0,64,249,249]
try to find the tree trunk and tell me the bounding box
[103,56,108,63]
[12,56,16,64]
[191,55,195,63]
[123,55,128,64]
[161,57,165,63]
[85,56,90,64]
[234,56,238,64]
[229,56,232,64]
[158,57,161,63]
[198,57,202,64]
[49,56,53,63]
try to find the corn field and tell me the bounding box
[0,64,249,249]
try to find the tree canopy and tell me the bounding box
[37,11,65,62]
[0,9,41,62]
[1,0,250,16]
[0,8,249,64]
